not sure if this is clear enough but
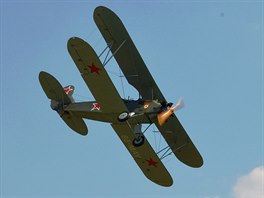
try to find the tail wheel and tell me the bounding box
[133,136,145,147]
[118,111,130,122]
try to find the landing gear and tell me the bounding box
[133,135,145,147]
[132,124,144,147]
[118,111,136,122]
[118,115,145,147]
[118,111,130,122]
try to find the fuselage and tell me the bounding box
[64,98,164,124]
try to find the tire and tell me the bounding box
[118,111,130,122]
[132,136,145,147]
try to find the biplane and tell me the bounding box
[39,6,203,187]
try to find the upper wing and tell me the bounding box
[155,115,203,168]
[93,6,166,102]
[111,123,173,187]
[67,37,128,117]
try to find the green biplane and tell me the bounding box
[39,6,203,187]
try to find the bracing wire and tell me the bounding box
[153,125,157,152]
[119,66,126,99]
[82,26,105,58]
[97,41,127,99]
[85,27,97,40]
[141,124,174,161]
[151,126,162,154]
[158,129,162,153]
[74,93,94,102]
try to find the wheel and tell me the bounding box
[132,136,145,147]
[118,111,130,122]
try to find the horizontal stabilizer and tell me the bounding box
[39,71,88,136]
[39,71,71,105]
[61,111,88,136]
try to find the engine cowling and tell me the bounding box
[157,98,184,126]
[157,106,177,126]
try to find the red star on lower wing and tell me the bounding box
[146,158,158,167]
[88,63,101,75]
[91,103,100,111]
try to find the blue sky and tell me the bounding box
[1,1,263,198]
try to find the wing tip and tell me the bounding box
[179,156,204,168]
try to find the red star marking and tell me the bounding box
[91,103,100,111]
[88,63,101,75]
[64,86,73,95]
[146,158,158,167]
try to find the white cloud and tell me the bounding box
[233,166,264,198]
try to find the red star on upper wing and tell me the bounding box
[91,103,100,111]
[88,63,101,75]
[146,158,158,167]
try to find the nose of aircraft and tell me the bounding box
[157,97,184,126]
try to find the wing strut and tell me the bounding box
[99,39,127,67]
[157,142,190,160]
[98,41,113,60]
[134,124,174,161]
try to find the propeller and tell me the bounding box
[157,97,184,126]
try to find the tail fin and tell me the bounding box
[63,85,75,103]
[64,85,75,95]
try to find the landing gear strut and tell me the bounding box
[132,124,145,147]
